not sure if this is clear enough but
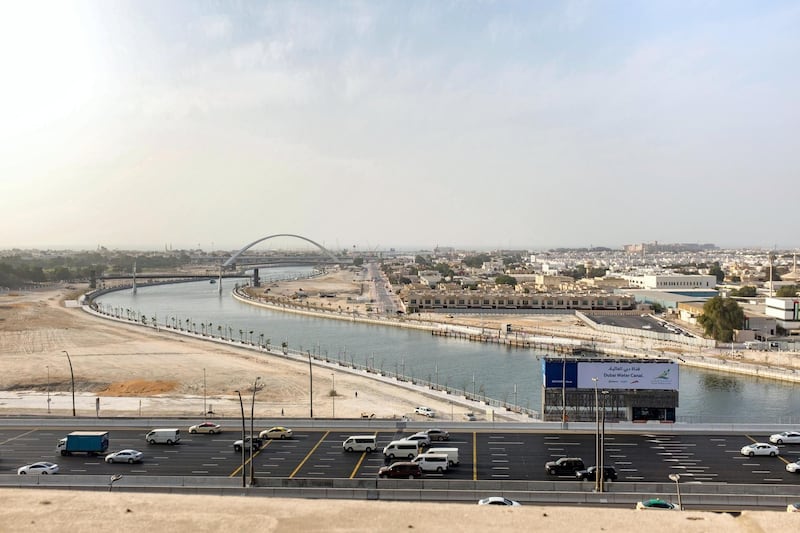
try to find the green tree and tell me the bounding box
[708,262,725,283]
[352,257,364,267]
[776,285,799,297]
[697,296,744,342]
[730,286,756,297]
[495,274,517,286]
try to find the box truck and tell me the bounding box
[57,431,110,456]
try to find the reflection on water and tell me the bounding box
[700,373,743,393]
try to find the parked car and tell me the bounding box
[424,429,450,441]
[545,457,585,475]
[18,462,59,475]
[189,422,222,434]
[788,502,800,512]
[785,460,800,473]
[463,412,477,421]
[740,442,779,457]
[405,432,431,448]
[478,497,521,506]
[377,462,422,479]
[105,449,143,464]
[260,426,293,439]
[636,499,680,510]
[575,465,617,481]
[233,436,263,453]
[769,431,800,445]
[414,406,435,417]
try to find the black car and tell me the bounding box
[545,457,585,475]
[378,462,423,479]
[575,466,618,481]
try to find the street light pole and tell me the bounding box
[669,473,682,509]
[592,377,599,492]
[62,350,75,417]
[203,368,207,416]
[600,389,609,493]
[308,352,313,418]
[249,376,261,486]
[331,373,335,418]
[46,365,51,414]
[233,390,245,488]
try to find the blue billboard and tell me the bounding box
[542,359,579,388]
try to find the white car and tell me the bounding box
[740,442,779,457]
[478,497,521,506]
[189,422,222,434]
[105,449,143,463]
[769,431,800,445]
[786,460,800,473]
[414,406,435,417]
[18,462,59,475]
[405,432,431,448]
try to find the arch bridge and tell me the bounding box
[223,234,347,270]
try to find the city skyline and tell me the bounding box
[2,1,799,250]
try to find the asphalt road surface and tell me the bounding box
[2,426,799,484]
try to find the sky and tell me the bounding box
[1,0,799,252]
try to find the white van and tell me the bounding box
[342,435,377,453]
[146,428,181,445]
[427,447,460,466]
[383,439,420,460]
[411,452,450,473]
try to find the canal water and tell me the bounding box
[96,272,800,424]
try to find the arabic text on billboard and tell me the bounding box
[576,362,679,391]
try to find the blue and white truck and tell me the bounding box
[57,431,110,456]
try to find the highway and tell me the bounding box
[3,425,800,485]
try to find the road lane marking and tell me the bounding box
[228,440,273,478]
[473,432,477,481]
[290,431,329,478]
[0,428,39,446]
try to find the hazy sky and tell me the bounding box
[2,1,798,252]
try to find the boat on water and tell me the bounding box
[209,279,217,284]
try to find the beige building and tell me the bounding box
[402,288,635,313]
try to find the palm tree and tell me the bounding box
[200,322,206,335]
[207,322,213,337]
[248,330,254,344]
[259,333,264,347]
[217,325,222,338]
[239,329,243,343]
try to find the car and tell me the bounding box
[18,462,59,475]
[477,497,521,506]
[740,442,779,457]
[414,406,435,417]
[545,457,585,475]
[788,503,800,513]
[189,422,222,434]
[785,460,800,473]
[233,436,263,453]
[377,462,422,479]
[769,431,800,445]
[636,499,680,510]
[463,412,477,421]
[260,426,293,439]
[575,466,618,481]
[405,432,431,448]
[105,449,143,464]
[424,429,450,441]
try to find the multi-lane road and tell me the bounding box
[2,425,800,485]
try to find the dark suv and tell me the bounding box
[545,457,585,476]
[575,465,618,481]
[378,462,423,479]
[233,436,263,453]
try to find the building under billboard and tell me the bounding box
[541,358,679,422]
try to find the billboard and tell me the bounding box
[576,362,679,391]
[542,359,579,389]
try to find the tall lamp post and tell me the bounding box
[331,373,335,418]
[233,390,245,488]
[592,377,600,492]
[62,351,75,417]
[308,352,313,418]
[669,473,682,509]
[600,389,609,493]
[46,365,51,414]
[203,368,207,416]
[249,377,261,486]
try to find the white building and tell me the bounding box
[765,297,800,332]
[621,274,716,290]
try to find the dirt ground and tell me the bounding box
[0,285,481,420]
[0,489,796,532]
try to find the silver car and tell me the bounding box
[769,431,800,445]
[105,449,144,464]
